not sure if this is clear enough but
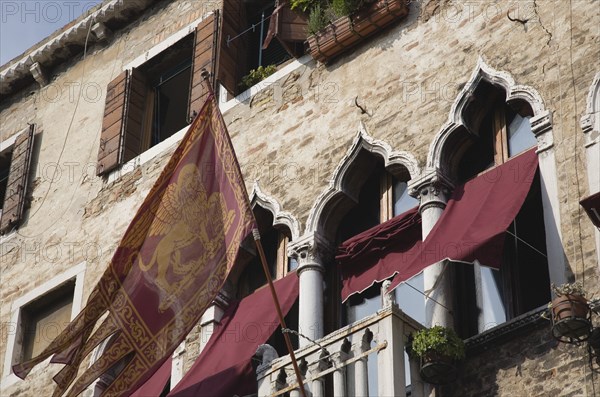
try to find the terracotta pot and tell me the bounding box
[307,0,409,63]
[551,294,589,320]
[551,294,591,341]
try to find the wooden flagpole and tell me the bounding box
[253,229,308,397]
[199,70,307,397]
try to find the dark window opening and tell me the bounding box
[0,148,13,210]
[458,83,536,182]
[21,281,75,361]
[237,206,291,299]
[455,83,549,336]
[138,34,194,150]
[244,1,293,71]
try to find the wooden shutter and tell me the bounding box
[270,1,308,57]
[97,69,146,175]
[0,124,34,234]
[218,0,247,96]
[97,71,128,175]
[188,13,219,121]
[123,69,147,163]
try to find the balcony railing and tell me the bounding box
[256,303,425,397]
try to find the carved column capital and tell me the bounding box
[531,111,554,153]
[581,114,599,148]
[408,168,454,213]
[288,232,334,275]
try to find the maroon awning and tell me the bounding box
[388,148,538,291]
[168,272,299,397]
[337,206,422,301]
[580,191,600,228]
[130,358,171,397]
[338,148,539,300]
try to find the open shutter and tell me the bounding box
[218,0,247,96]
[0,124,34,234]
[188,12,219,121]
[97,71,129,175]
[97,69,145,174]
[265,1,308,57]
[123,68,147,163]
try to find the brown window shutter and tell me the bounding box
[218,1,248,97]
[97,69,146,174]
[97,71,129,175]
[0,124,35,235]
[267,1,308,58]
[188,12,219,121]
[123,68,147,163]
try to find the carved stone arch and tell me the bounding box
[427,57,550,171]
[305,122,421,241]
[580,72,600,269]
[581,71,600,192]
[249,181,300,240]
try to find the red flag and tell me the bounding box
[13,94,256,397]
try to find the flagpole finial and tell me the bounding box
[201,68,211,81]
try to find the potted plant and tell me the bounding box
[550,282,591,342]
[292,0,410,63]
[409,325,465,385]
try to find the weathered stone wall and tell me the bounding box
[443,319,599,396]
[0,0,598,395]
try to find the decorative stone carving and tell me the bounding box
[91,22,113,41]
[427,57,549,169]
[29,62,47,87]
[306,122,421,237]
[255,344,279,375]
[288,232,334,274]
[408,168,454,213]
[531,111,554,153]
[250,181,301,240]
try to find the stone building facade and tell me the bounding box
[0,0,598,396]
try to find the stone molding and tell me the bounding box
[581,71,600,148]
[250,181,301,240]
[427,57,549,169]
[288,232,334,274]
[408,168,454,213]
[306,122,421,236]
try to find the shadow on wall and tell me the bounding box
[439,323,583,396]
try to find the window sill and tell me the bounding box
[464,305,549,352]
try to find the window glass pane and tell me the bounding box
[392,180,418,216]
[394,273,426,326]
[346,292,380,325]
[480,266,506,330]
[508,114,536,157]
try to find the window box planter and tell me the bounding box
[307,0,409,63]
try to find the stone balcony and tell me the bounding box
[256,303,425,397]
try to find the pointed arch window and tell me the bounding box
[453,82,550,337]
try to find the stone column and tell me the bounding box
[531,112,567,285]
[409,170,454,329]
[289,233,332,347]
[581,111,600,272]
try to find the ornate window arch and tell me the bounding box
[423,58,566,335]
[581,72,600,267]
[306,123,421,241]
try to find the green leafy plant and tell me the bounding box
[410,326,465,361]
[307,3,329,35]
[290,0,320,12]
[328,0,363,18]
[238,65,277,91]
[551,282,586,297]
